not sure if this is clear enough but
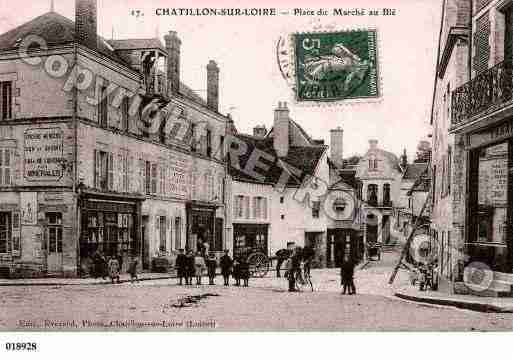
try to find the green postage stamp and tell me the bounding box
[292,29,379,102]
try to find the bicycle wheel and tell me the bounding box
[305,273,314,292]
[295,272,307,292]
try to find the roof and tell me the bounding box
[403,162,429,180]
[229,133,327,186]
[266,119,315,146]
[107,38,166,52]
[0,12,127,65]
[406,163,430,195]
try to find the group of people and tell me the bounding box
[90,250,139,284]
[276,246,315,292]
[174,249,251,287]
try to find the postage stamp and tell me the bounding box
[292,29,379,102]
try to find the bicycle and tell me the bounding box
[294,261,313,292]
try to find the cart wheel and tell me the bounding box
[248,252,269,278]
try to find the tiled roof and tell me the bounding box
[0,12,127,65]
[229,133,327,186]
[108,38,166,52]
[403,162,428,180]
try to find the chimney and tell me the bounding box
[401,148,408,168]
[207,60,219,112]
[226,114,237,135]
[75,0,97,50]
[369,139,378,150]
[273,101,290,158]
[253,125,267,138]
[330,126,344,168]
[164,31,181,95]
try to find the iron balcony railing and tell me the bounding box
[451,60,513,128]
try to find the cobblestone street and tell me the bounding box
[2,254,513,331]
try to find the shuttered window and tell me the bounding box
[0,212,11,254]
[473,12,490,75]
[0,81,12,120]
[0,148,12,186]
[475,0,492,13]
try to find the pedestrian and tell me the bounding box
[185,250,195,285]
[232,257,241,286]
[340,256,356,295]
[203,240,210,258]
[128,256,138,283]
[175,249,187,285]
[194,251,206,285]
[239,257,250,287]
[206,252,217,285]
[107,256,121,284]
[117,254,124,273]
[275,248,291,278]
[287,248,301,292]
[220,249,233,286]
[302,245,315,276]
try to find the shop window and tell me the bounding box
[46,213,63,254]
[0,212,11,253]
[98,85,108,127]
[472,142,509,244]
[0,148,12,186]
[0,81,12,120]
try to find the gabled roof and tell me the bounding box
[0,12,127,65]
[108,38,166,52]
[403,162,429,180]
[229,133,327,186]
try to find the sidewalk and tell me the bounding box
[0,272,176,286]
[395,286,513,313]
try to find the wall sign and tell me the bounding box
[469,119,513,149]
[24,127,64,181]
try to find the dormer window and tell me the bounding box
[368,155,378,171]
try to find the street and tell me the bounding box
[1,253,512,331]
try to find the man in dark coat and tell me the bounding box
[220,250,233,286]
[232,258,241,286]
[185,250,195,285]
[275,248,292,278]
[175,249,187,285]
[287,248,301,292]
[239,257,250,287]
[302,245,315,276]
[340,256,356,295]
[206,252,217,285]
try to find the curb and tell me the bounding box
[0,275,176,287]
[394,292,513,313]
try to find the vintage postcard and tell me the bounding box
[0,0,512,355]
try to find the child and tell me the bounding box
[128,257,138,283]
[232,258,241,286]
[107,256,121,284]
[194,252,206,285]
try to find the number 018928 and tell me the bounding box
[5,342,37,351]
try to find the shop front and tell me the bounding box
[465,119,513,273]
[79,190,144,273]
[233,223,268,258]
[186,201,222,254]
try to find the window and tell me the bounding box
[219,135,225,158]
[119,151,129,192]
[0,212,11,253]
[206,129,212,157]
[94,150,112,190]
[121,97,129,131]
[98,85,108,127]
[174,217,181,250]
[367,184,378,205]
[234,195,244,219]
[0,81,12,120]
[253,196,267,219]
[145,161,151,195]
[473,12,491,75]
[159,165,166,195]
[151,163,158,195]
[46,212,62,253]
[139,159,145,193]
[190,123,197,152]
[368,155,378,171]
[312,200,320,218]
[383,184,391,205]
[244,196,250,219]
[0,148,12,186]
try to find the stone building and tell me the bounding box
[0,0,229,277]
[432,0,513,295]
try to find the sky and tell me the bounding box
[0,0,441,160]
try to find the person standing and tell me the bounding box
[287,248,301,292]
[232,257,241,286]
[275,248,291,278]
[194,252,206,285]
[206,252,217,285]
[107,256,121,284]
[239,257,250,287]
[340,256,356,295]
[128,256,138,283]
[302,245,315,276]
[220,250,233,286]
[185,250,195,285]
[175,249,187,285]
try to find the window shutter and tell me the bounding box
[253,197,258,219]
[127,156,133,192]
[244,196,250,219]
[94,150,100,189]
[4,149,10,185]
[473,12,490,75]
[0,149,3,185]
[108,152,114,190]
[12,210,20,256]
[233,196,238,218]
[262,198,267,219]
